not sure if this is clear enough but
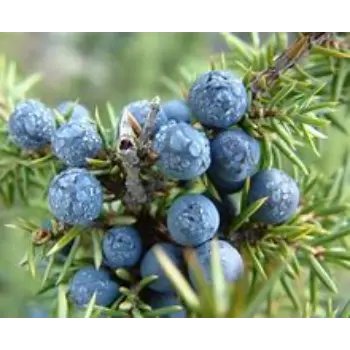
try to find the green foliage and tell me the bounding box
[2,33,350,318]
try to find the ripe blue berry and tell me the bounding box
[8,99,55,150]
[124,100,168,134]
[189,240,244,285]
[140,243,183,293]
[247,168,300,224]
[48,168,103,226]
[52,121,103,167]
[27,307,49,318]
[153,121,211,180]
[188,70,248,129]
[102,226,143,269]
[167,194,219,247]
[147,292,186,318]
[56,101,91,124]
[162,99,191,123]
[204,192,238,232]
[208,170,245,194]
[68,266,120,308]
[210,129,261,182]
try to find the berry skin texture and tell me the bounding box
[208,169,245,194]
[140,243,183,293]
[8,99,56,150]
[247,168,300,224]
[189,240,244,285]
[162,99,191,123]
[48,168,103,226]
[188,70,248,129]
[68,266,120,308]
[167,194,219,247]
[124,100,168,134]
[56,101,91,124]
[209,129,261,182]
[204,192,238,233]
[153,121,211,180]
[52,121,103,167]
[102,226,143,269]
[147,292,186,318]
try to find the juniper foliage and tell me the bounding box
[1,33,350,318]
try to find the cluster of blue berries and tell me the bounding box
[8,99,102,167]
[151,70,300,225]
[8,99,105,226]
[9,69,300,318]
[68,213,244,316]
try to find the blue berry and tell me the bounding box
[188,70,248,129]
[189,240,244,285]
[153,121,211,180]
[27,307,49,318]
[204,192,238,232]
[247,168,300,224]
[102,226,143,269]
[167,194,219,247]
[56,101,91,124]
[124,100,168,134]
[52,121,103,167]
[162,100,191,123]
[68,266,120,308]
[140,243,183,293]
[147,292,186,318]
[8,99,56,150]
[208,169,245,194]
[210,129,261,182]
[48,168,103,225]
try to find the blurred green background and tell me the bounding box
[1,32,349,317]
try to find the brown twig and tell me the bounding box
[248,106,280,119]
[228,223,268,249]
[139,96,160,155]
[251,32,334,95]
[117,108,148,212]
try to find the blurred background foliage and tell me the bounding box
[0,32,349,317]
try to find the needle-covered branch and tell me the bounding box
[2,33,350,318]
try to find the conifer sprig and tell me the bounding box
[150,32,350,317]
[2,33,350,317]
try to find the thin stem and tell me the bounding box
[251,32,333,94]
